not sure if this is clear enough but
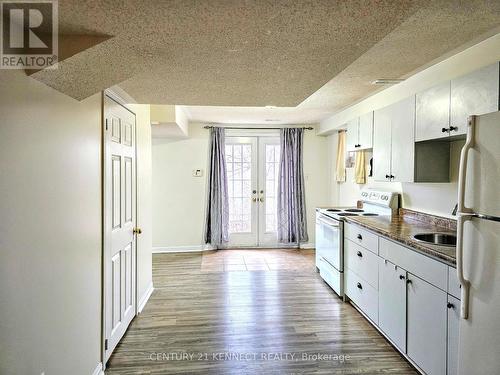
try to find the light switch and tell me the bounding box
[193,169,203,177]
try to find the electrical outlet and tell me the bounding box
[192,169,203,177]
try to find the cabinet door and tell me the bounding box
[416,81,451,141]
[447,295,460,375]
[407,273,447,375]
[346,118,359,152]
[391,96,415,182]
[378,258,406,352]
[373,105,392,181]
[358,111,373,150]
[450,62,500,136]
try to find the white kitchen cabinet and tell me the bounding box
[346,118,359,152]
[447,295,460,375]
[450,62,499,136]
[358,111,374,150]
[346,112,373,151]
[378,258,407,352]
[416,81,451,141]
[390,95,416,182]
[373,104,392,181]
[407,273,447,375]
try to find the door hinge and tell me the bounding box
[105,339,109,350]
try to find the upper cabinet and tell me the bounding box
[450,63,500,135]
[346,112,373,152]
[416,62,500,141]
[415,81,451,142]
[373,96,415,182]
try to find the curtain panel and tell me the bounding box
[277,128,308,245]
[204,127,229,248]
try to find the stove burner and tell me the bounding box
[326,209,341,212]
[344,208,364,212]
[362,213,379,216]
[337,213,359,216]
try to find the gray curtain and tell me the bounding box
[204,127,229,248]
[277,128,308,245]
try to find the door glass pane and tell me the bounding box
[226,143,252,233]
[265,144,280,233]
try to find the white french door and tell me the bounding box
[225,136,280,247]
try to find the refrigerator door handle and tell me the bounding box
[456,213,473,319]
[457,116,475,214]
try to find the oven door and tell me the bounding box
[315,214,342,271]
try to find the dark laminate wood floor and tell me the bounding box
[106,250,417,374]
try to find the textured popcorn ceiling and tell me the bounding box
[31,0,500,115]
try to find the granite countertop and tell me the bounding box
[343,211,457,266]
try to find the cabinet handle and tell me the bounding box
[390,175,395,179]
[385,174,391,179]
[357,251,363,258]
[399,274,405,280]
[357,234,363,240]
[406,279,412,285]
[449,126,458,132]
[442,127,450,133]
[357,282,363,290]
[447,302,455,309]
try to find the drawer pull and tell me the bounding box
[356,251,363,258]
[357,282,363,290]
[447,302,455,309]
[357,234,363,240]
[399,274,405,280]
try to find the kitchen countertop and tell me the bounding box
[343,214,457,266]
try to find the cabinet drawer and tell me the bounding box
[379,237,448,290]
[345,239,379,289]
[344,223,379,254]
[448,266,461,300]
[345,269,378,324]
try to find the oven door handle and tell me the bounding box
[316,216,340,227]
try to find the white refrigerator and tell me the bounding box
[456,111,500,375]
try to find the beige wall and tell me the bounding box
[0,71,102,375]
[152,123,329,249]
[129,104,153,302]
[328,131,464,218]
[0,73,153,375]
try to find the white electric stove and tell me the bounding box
[315,189,399,297]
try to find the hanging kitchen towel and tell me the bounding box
[354,150,366,184]
[335,130,346,182]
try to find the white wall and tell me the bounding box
[152,123,329,249]
[328,131,464,218]
[0,73,153,375]
[0,71,102,375]
[129,104,153,302]
[320,32,500,134]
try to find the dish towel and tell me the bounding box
[354,150,366,184]
[335,131,346,182]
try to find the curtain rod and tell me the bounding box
[203,125,314,130]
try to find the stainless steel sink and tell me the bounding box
[413,233,457,247]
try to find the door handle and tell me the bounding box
[356,282,362,290]
[356,251,363,258]
[357,234,363,240]
[133,227,142,235]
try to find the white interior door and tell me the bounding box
[225,136,280,247]
[104,95,137,363]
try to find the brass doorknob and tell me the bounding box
[133,227,142,234]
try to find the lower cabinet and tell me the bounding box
[447,295,460,375]
[378,258,407,352]
[407,273,447,375]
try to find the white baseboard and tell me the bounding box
[153,243,315,253]
[153,244,215,253]
[137,281,154,314]
[92,362,104,375]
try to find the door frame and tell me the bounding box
[224,129,281,248]
[101,91,139,368]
